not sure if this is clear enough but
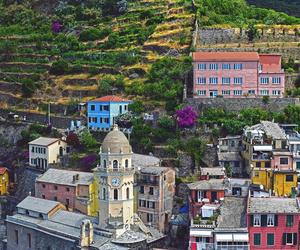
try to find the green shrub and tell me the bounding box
[50,59,69,75]
[79,27,111,42]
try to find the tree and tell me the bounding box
[247,23,258,42]
[50,60,69,75]
[176,106,197,128]
[128,100,145,114]
[184,138,205,165]
[80,154,97,171]
[22,79,36,97]
[97,75,114,95]
[80,130,97,149]
[66,133,80,147]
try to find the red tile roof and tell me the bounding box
[259,54,282,73]
[192,52,259,62]
[0,167,7,175]
[90,95,130,103]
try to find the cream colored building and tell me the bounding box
[94,125,135,236]
[29,137,69,170]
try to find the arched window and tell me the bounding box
[113,160,118,169]
[103,160,107,168]
[103,188,106,200]
[125,159,129,168]
[114,189,118,200]
[126,187,130,199]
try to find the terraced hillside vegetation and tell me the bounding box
[0,0,195,116]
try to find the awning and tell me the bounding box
[233,233,249,242]
[253,145,272,151]
[215,234,233,242]
[190,229,213,237]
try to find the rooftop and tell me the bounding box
[29,137,60,146]
[259,54,282,73]
[248,197,300,214]
[0,167,7,175]
[218,135,241,140]
[36,168,94,186]
[218,152,242,162]
[17,196,60,215]
[89,95,130,103]
[216,197,247,229]
[250,121,286,140]
[132,153,160,168]
[192,52,259,62]
[139,166,170,175]
[187,179,226,191]
[200,167,225,176]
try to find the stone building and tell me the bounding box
[29,137,69,170]
[35,169,98,217]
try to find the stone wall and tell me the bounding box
[0,109,85,129]
[0,121,29,145]
[186,97,299,113]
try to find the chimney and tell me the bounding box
[76,174,79,180]
[73,175,76,183]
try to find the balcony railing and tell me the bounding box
[137,179,159,186]
[252,153,271,160]
[191,243,250,250]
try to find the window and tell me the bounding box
[103,160,107,168]
[272,77,281,84]
[253,214,261,226]
[139,200,146,207]
[140,186,144,194]
[92,117,97,123]
[125,159,129,168]
[234,63,243,70]
[15,230,18,244]
[197,190,207,202]
[104,118,109,123]
[267,233,274,246]
[260,77,269,84]
[265,162,271,168]
[222,77,230,85]
[42,184,46,188]
[126,187,130,199]
[103,105,109,111]
[286,175,294,182]
[222,90,230,96]
[296,162,300,170]
[113,189,118,200]
[113,160,118,169]
[233,90,242,96]
[280,157,289,165]
[272,90,281,96]
[66,199,69,206]
[222,63,231,70]
[286,215,294,227]
[42,195,45,199]
[31,146,34,152]
[102,188,106,200]
[267,214,274,226]
[248,90,255,95]
[54,185,58,190]
[253,233,261,246]
[197,77,206,84]
[209,77,218,84]
[149,187,154,195]
[88,117,91,123]
[198,63,206,70]
[232,187,241,196]
[147,213,153,223]
[234,77,243,84]
[54,196,57,201]
[66,187,70,192]
[209,63,218,70]
[283,233,297,245]
[91,105,95,111]
[197,90,206,96]
[260,90,269,96]
[254,171,259,177]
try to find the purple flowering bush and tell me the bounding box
[175,106,197,128]
[80,154,97,171]
[51,21,62,33]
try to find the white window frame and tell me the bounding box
[253,214,261,227]
[234,63,243,70]
[198,63,206,70]
[222,77,231,85]
[222,90,230,96]
[267,214,274,227]
[222,63,231,70]
[248,90,255,95]
[272,77,281,84]
[209,77,218,84]
[234,77,243,85]
[272,90,281,96]
[260,90,269,96]
[209,63,218,70]
[260,77,269,84]
[197,77,206,84]
[197,90,206,96]
[286,233,294,245]
[233,90,242,96]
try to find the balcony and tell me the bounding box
[252,153,271,161]
[191,243,249,250]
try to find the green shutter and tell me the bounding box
[267,234,274,246]
[254,233,261,246]
[261,215,267,227]
[287,215,294,227]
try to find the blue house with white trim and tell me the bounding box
[87,95,131,130]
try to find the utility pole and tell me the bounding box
[48,102,51,125]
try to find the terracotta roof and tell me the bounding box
[259,54,282,73]
[0,167,7,175]
[89,95,130,103]
[192,52,259,62]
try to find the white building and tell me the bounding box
[29,137,69,170]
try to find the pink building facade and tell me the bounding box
[193,52,285,98]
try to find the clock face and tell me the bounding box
[111,178,121,187]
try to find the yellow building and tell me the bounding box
[0,167,9,195]
[273,170,298,197]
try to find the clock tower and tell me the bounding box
[95,125,134,233]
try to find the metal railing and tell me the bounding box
[191,243,250,250]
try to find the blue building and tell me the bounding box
[87,95,131,130]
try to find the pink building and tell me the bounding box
[248,197,300,249]
[193,52,285,98]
